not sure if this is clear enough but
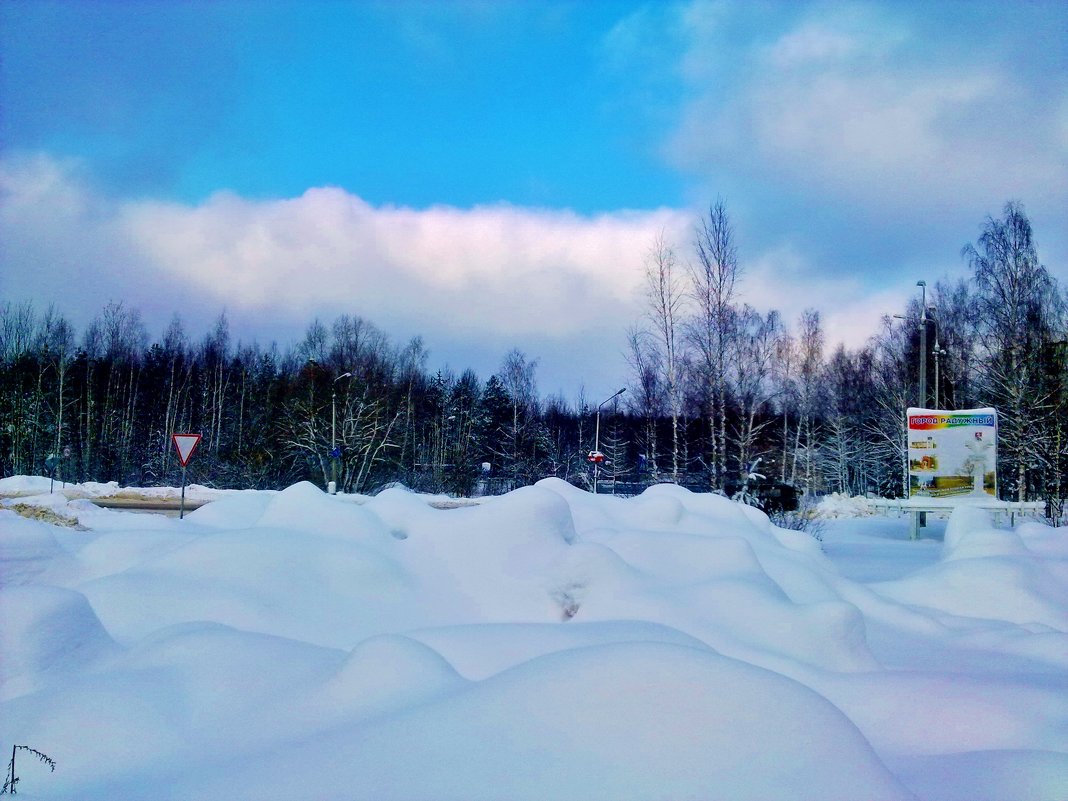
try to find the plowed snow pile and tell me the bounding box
[2,479,1066,800]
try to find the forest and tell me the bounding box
[2,201,1065,510]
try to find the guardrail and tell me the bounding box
[869,498,1046,539]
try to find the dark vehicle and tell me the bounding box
[753,480,799,513]
[725,459,799,512]
[724,476,799,512]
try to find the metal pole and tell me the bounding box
[329,372,352,495]
[180,465,187,519]
[916,281,927,529]
[934,339,943,409]
[594,408,602,495]
[917,281,927,408]
[331,388,337,494]
[593,388,626,495]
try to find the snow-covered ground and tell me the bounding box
[1,478,1066,800]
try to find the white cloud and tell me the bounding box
[739,244,908,351]
[118,188,690,338]
[1,153,693,391]
[667,2,1068,215]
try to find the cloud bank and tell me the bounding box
[1,153,695,391]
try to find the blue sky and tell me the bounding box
[2,0,1066,397]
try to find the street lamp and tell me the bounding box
[330,372,353,494]
[932,328,947,409]
[917,281,927,408]
[592,387,626,494]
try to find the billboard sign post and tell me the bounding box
[907,408,997,499]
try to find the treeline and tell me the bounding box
[0,303,585,496]
[626,200,1067,505]
[2,201,1065,503]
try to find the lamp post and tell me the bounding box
[917,281,927,408]
[330,372,353,494]
[933,337,946,409]
[593,388,626,494]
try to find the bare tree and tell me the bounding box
[868,316,913,496]
[963,201,1065,500]
[37,306,76,465]
[625,325,662,480]
[644,231,687,481]
[730,306,782,483]
[0,302,39,475]
[201,312,231,457]
[686,199,741,489]
[932,279,980,409]
[792,309,825,493]
[772,329,798,484]
[498,349,540,484]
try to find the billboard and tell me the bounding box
[907,407,997,498]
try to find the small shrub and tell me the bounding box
[770,500,826,542]
[3,744,56,795]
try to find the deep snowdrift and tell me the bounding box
[1,479,1066,800]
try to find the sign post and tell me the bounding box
[45,454,59,493]
[172,433,202,519]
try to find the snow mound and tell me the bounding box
[0,513,72,587]
[185,490,273,528]
[77,526,414,646]
[406,619,713,679]
[3,476,1067,799]
[178,642,915,801]
[257,481,388,541]
[893,749,1068,801]
[873,509,1068,631]
[324,633,466,711]
[0,584,118,699]
[815,492,878,518]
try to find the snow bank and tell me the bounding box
[1,477,1066,800]
[0,513,73,586]
[872,506,1068,631]
[174,643,914,801]
[814,491,879,518]
[0,475,54,495]
[0,585,118,699]
[891,749,1068,801]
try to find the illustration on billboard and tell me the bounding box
[907,407,997,498]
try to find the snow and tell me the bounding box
[814,491,881,518]
[1,479,1067,800]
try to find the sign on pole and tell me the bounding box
[907,408,997,499]
[172,434,202,467]
[171,433,202,519]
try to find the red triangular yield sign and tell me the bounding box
[172,433,202,467]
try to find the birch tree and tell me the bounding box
[963,201,1065,500]
[792,309,824,493]
[730,306,781,483]
[625,326,663,480]
[687,199,740,489]
[644,232,686,481]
